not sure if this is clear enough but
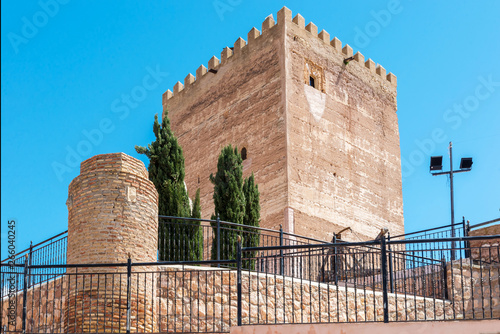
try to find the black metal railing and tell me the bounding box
[390,219,468,261]
[1,231,68,290]
[3,217,481,281]
[391,221,467,241]
[5,218,492,277]
[157,216,325,264]
[0,217,327,292]
[2,234,499,333]
[0,258,237,334]
[1,231,68,266]
[468,217,500,232]
[240,234,500,325]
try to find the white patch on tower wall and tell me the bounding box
[356,104,373,120]
[126,186,137,202]
[333,87,348,105]
[304,84,326,121]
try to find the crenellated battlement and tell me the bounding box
[162,13,275,104]
[163,7,396,104]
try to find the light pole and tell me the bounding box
[430,141,473,260]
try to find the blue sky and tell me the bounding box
[2,1,499,258]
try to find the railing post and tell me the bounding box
[462,217,468,258]
[461,216,466,237]
[28,241,33,288]
[279,224,284,275]
[451,221,456,261]
[465,219,471,258]
[126,255,132,334]
[22,254,29,334]
[387,233,394,293]
[441,257,449,300]
[333,235,338,285]
[217,214,221,268]
[236,236,242,326]
[380,236,389,323]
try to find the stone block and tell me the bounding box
[305,22,318,35]
[196,65,207,78]
[262,15,275,32]
[247,27,261,43]
[342,44,353,57]
[330,37,342,51]
[318,30,330,44]
[292,13,305,28]
[277,6,292,25]
[184,73,195,86]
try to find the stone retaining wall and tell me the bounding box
[469,224,500,263]
[3,260,498,332]
[447,259,500,319]
[155,265,455,332]
[1,276,66,333]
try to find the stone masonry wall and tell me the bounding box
[65,153,158,333]
[469,224,500,262]
[447,258,500,319]
[283,8,403,241]
[1,273,158,333]
[1,277,66,333]
[156,265,456,333]
[162,14,287,232]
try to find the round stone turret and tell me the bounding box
[66,153,158,265]
[65,153,158,333]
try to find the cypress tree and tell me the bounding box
[209,145,245,261]
[191,188,202,219]
[135,113,202,261]
[189,188,203,261]
[209,145,261,265]
[242,173,260,270]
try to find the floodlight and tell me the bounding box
[430,156,443,171]
[460,157,473,170]
[343,56,355,65]
[429,142,473,261]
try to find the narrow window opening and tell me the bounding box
[309,76,316,88]
[309,76,315,88]
[241,147,247,161]
[304,60,324,92]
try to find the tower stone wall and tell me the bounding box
[67,152,158,265]
[65,153,158,332]
[283,9,403,240]
[162,7,404,242]
[162,20,288,231]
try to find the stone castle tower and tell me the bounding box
[162,7,404,241]
[66,153,158,332]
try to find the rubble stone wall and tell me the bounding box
[1,276,66,333]
[469,224,500,262]
[155,265,456,333]
[447,259,500,319]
